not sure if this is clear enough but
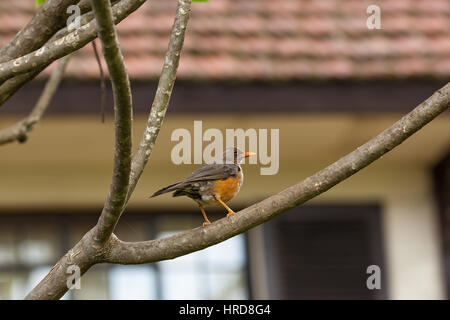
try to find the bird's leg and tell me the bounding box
[215,196,236,218]
[199,204,211,226]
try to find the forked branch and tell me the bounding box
[0,0,147,85]
[25,0,193,300]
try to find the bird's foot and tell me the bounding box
[226,210,235,218]
[202,220,211,227]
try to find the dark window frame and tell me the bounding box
[433,150,450,299]
[262,204,387,300]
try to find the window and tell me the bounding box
[262,204,386,299]
[0,211,250,300]
[157,231,247,299]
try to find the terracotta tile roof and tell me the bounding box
[1,0,450,80]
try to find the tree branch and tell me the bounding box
[25,228,101,300]
[103,82,450,264]
[0,0,79,106]
[52,0,122,40]
[0,56,71,145]
[0,71,43,107]
[127,0,192,200]
[0,0,147,85]
[0,0,78,63]
[90,0,133,245]
[25,0,193,300]
[91,40,107,123]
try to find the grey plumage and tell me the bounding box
[150,147,247,200]
[150,163,240,198]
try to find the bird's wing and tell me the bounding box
[150,164,239,198]
[183,164,239,182]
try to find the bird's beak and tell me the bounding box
[244,152,256,158]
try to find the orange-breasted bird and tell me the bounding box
[150,147,256,226]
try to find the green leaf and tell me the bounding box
[35,0,45,7]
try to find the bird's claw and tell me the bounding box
[202,220,211,227]
[226,211,235,218]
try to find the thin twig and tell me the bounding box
[127,0,192,201]
[0,56,71,145]
[91,40,107,123]
[0,71,43,106]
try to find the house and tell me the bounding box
[0,0,449,299]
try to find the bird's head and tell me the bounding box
[220,147,256,164]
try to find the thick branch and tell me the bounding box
[52,0,122,40]
[0,6,92,108]
[90,0,133,244]
[0,71,43,107]
[104,83,450,264]
[127,0,192,199]
[0,0,78,106]
[0,0,78,63]
[25,228,101,300]
[0,56,71,145]
[0,0,146,85]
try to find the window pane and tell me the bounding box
[202,236,246,270]
[17,225,60,266]
[157,230,248,299]
[71,265,109,300]
[160,272,201,299]
[114,219,148,242]
[108,265,157,300]
[26,266,52,294]
[0,229,15,266]
[209,272,248,299]
[0,266,52,300]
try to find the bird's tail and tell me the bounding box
[149,182,182,198]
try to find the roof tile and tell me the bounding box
[1,0,449,80]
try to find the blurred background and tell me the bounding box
[0,0,449,299]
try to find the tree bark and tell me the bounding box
[90,0,133,245]
[0,0,147,87]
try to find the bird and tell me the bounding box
[150,147,256,226]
